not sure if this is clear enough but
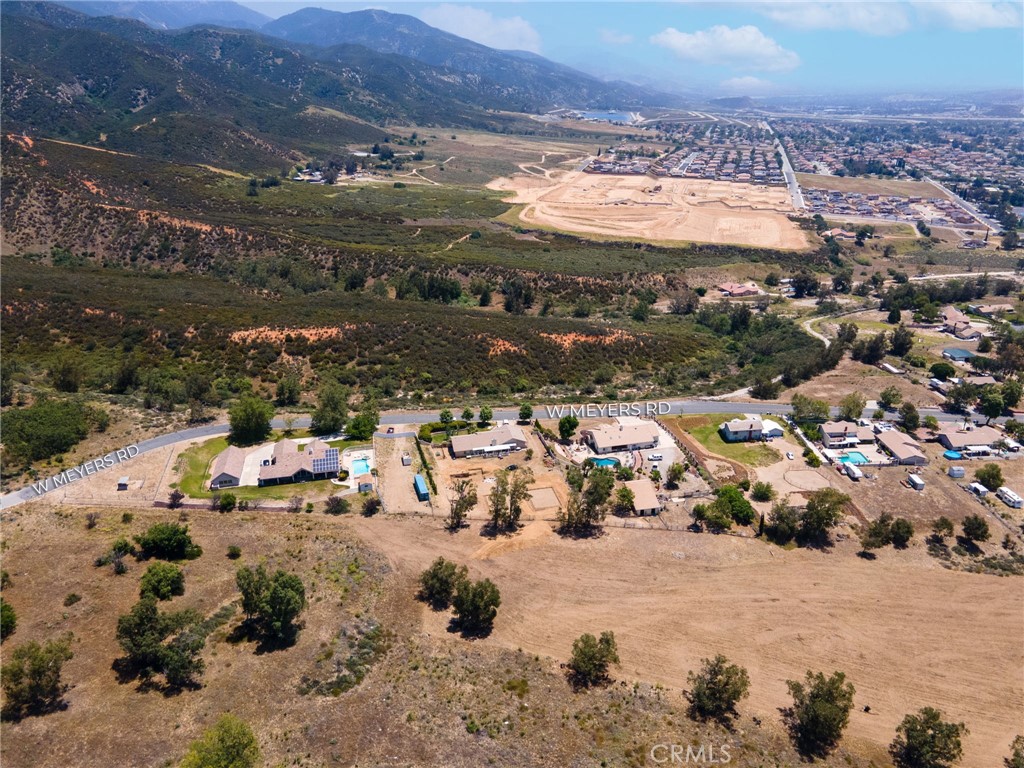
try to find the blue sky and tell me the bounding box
[242,1,1024,94]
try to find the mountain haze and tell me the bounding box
[66,0,271,30]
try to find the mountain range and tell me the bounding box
[1,1,680,169]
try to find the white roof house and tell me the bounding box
[450,424,527,458]
[761,419,785,438]
[583,422,660,454]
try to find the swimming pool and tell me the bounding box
[839,451,869,465]
[351,458,371,475]
[592,458,620,468]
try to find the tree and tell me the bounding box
[518,403,533,422]
[1,634,74,720]
[879,385,903,410]
[275,374,301,406]
[715,485,756,525]
[228,395,273,446]
[218,492,237,513]
[975,463,1004,492]
[852,332,889,365]
[488,470,510,530]
[439,408,454,426]
[979,388,1005,423]
[140,562,185,601]
[324,495,351,515]
[558,415,579,441]
[49,353,85,393]
[346,403,379,440]
[890,518,914,548]
[899,402,921,431]
[479,405,493,424]
[452,578,501,636]
[887,306,902,324]
[791,393,830,423]
[460,407,474,423]
[890,707,967,768]
[687,654,750,723]
[506,468,533,530]
[235,565,306,642]
[134,523,201,560]
[1002,380,1023,409]
[838,392,867,422]
[890,325,915,357]
[929,362,956,381]
[1002,229,1020,251]
[766,501,800,544]
[961,514,990,543]
[568,631,619,688]
[666,462,686,489]
[799,488,849,545]
[931,516,954,540]
[168,489,185,509]
[692,502,733,533]
[418,558,468,610]
[446,479,477,531]
[860,513,894,553]
[614,486,635,515]
[116,596,199,682]
[180,714,261,768]
[1,599,16,640]
[923,415,940,431]
[786,670,856,756]
[310,381,348,435]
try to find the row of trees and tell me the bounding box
[228,385,380,445]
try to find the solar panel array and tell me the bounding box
[312,448,340,475]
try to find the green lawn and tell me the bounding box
[679,414,781,468]
[173,434,353,501]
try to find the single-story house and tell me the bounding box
[964,375,998,387]
[583,422,660,455]
[941,306,969,329]
[937,424,1004,453]
[210,445,247,490]
[450,424,528,458]
[761,419,785,439]
[970,303,1014,317]
[822,228,856,240]
[877,430,928,465]
[820,421,875,448]
[720,418,763,443]
[951,322,982,341]
[258,439,339,487]
[718,282,760,297]
[624,478,662,516]
[942,348,975,362]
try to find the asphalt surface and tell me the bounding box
[1,399,989,510]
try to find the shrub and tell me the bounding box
[85,512,100,529]
[961,514,990,543]
[890,518,914,548]
[167,490,185,509]
[362,497,382,516]
[0,400,93,463]
[686,654,750,723]
[324,496,351,516]
[121,512,134,524]
[63,594,82,607]
[227,546,242,560]
[1,634,74,720]
[180,714,261,768]
[567,631,619,688]
[1,599,17,640]
[750,481,776,502]
[140,563,185,601]
[218,493,237,513]
[135,523,202,561]
[418,557,468,610]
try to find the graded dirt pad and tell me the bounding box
[488,171,810,249]
[350,515,1024,767]
[796,172,953,200]
[776,356,945,409]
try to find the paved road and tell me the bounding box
[768,127,804,211]
[1,400,991,510]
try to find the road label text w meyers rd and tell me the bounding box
[29,445,140,495]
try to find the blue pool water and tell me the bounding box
[351,458,371,475]
[592,458,620,467]
[943,450,962,460]
[839,451,869,465]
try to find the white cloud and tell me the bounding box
[600,29,635,45]
[419,5,542,53]
[757,2,912,35]
[651,25,800,72]
[912,1,1023,30]
[720,76,775,94]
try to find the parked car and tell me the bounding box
[786,452,795,460]
[386,427,395,434]
[506,464,519,471]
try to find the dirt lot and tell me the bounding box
[351,514,1023,767]
[374,433,432,515]
[775,356,945,409]
[488,171,810,249]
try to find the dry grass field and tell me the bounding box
[796,173,952,200]
[488,171,810,249]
